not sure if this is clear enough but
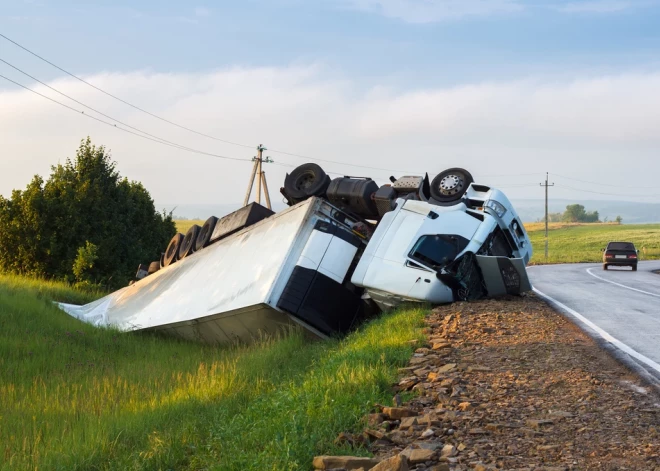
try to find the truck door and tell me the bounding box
[277,220,364,335]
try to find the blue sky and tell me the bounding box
[2,1,660,208]
[4,0,660,84]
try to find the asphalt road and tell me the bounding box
[528,261,660,384]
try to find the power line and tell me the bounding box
[0,32,255,151]
[0,73,251,163]
[0,57,222,152]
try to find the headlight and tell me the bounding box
[484,200,507,218]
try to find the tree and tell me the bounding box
[615,215,623,224]
[562,204,600,223]
[0,138,175,288]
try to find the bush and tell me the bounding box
[0,137,175,288]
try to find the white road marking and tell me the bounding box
[533,287,660,376]
[586,268,660,299]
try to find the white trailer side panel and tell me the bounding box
[59,199,318,342]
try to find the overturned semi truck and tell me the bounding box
[59,165,533,344]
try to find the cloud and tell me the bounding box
[555,0,646,13]
[336,0,524,23]
[1,65,659,206]
[194,6,211,17]
[332,0,653,22]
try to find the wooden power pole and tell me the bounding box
[243,144,273,209]
[540,172,555,262]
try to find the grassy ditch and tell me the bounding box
[0,274,426,471]
[526,223,660,264]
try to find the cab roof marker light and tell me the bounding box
[484,200,507,218]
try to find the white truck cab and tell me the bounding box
[351,181,533,310]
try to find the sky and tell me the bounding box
[2,0,660,210]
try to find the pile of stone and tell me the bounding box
[313,295,660,471]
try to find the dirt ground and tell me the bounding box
[369,294,660,471]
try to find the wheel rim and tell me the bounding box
[294,172,315,191]
[438,173,465,196]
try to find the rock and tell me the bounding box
[457,402,472,411]
[365,429,387,441]
[421,428,435,438]
[437,363,457,373]
[382,407,418,420]
[368,413,385,427]
[428,465,450,471]
[468,428,489,435]
[399,416,418,428]
[467,365,491,372]
[370,454,409,471]
[440,444,457,457]
[414,440,443,451]
[398,377,420,390]
[526,419,554,429]
[312,455,380,470]
[432,342,451,350]
[401,447,435,464]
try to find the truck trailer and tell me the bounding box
[59,165,533,344]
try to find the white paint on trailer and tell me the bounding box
[58,198,330,341]
[317,237,358,283]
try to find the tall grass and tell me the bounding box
[0,275,425,470]
[526,223,660,264]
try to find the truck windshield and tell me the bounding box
[409,234,469,270]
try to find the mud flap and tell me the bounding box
[475,255,532,296]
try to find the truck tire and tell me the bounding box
[179,224,201,259]
[283,163,331,202]
[430,168,474,204]
[163,233,184,267]
[148,261,160,275]
[159,252,165,269]
[195,216,218,252]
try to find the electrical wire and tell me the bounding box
[0,33,256,150]
[0,57,232,152]
[0,73,251,163]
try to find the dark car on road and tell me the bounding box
[602,241,639,271]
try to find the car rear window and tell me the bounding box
[607,242,635,251]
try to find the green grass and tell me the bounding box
[175,220,205,235]
[527,223,660,264]
[0,274,426,471]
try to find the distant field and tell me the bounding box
[0,273,425,470]
[175,219,205,234]
[526,222,660,264]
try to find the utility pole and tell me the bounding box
[540,172,555,262]
[243,144,273,209]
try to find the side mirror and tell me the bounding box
[601,248,605,252]
[637,249,640,253]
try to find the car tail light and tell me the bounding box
[606,253,615,258]
[629,254,637,259]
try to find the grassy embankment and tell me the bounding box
[0,273,426,471]
[526,222,660,264]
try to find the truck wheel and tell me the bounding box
[159,252,165,269]
[148,261,160,275]
[163,233,184,267]
[195,216,218,252]
[284,163,330,201]
[430,168,474,204]
[179,224,201,259]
